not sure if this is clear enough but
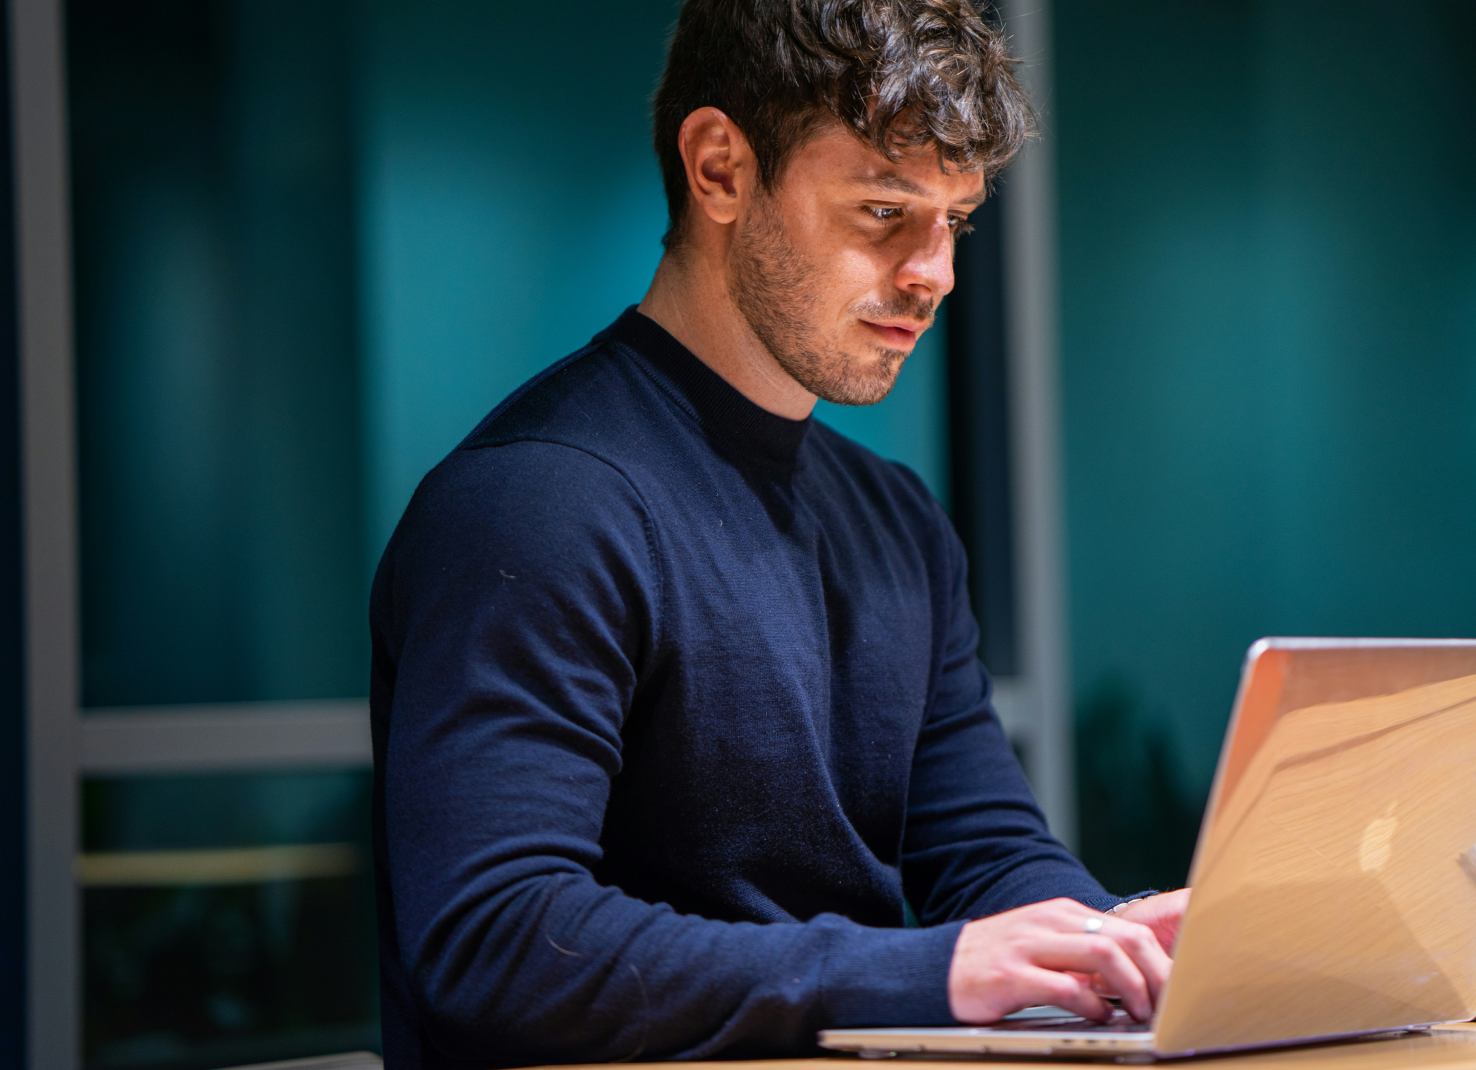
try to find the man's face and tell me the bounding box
[727,122,986,407]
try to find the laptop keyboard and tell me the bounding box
[991,1008,1153,1034]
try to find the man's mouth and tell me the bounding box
[859,319,927,349]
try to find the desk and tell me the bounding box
[534,1024,1476,1070]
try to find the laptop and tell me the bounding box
[820,638,1476,1060]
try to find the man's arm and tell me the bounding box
[375,441,964,1065]
[900,510,1123,923]
[896,506,1183,1019]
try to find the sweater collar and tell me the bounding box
[602,306,812,472]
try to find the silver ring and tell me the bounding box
[1083,916,1105,934]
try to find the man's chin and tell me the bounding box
[816,347,906,407]
[768,338,907,407]
[811,366,903,407]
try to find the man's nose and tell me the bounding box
[894,216,956,299]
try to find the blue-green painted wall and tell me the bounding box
[1056,1,1476,887]
[356,1,677,560]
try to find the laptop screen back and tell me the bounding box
[1153,639,1476,1054]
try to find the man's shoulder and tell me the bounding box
[385,432,658,610]
[390,331,666,548]
[454,329,665,464]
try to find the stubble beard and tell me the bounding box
[727,193,933,408]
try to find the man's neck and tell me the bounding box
[637,251,818,421]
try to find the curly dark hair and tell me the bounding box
[652,0,1033,248]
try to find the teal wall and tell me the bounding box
[1056,0,1476,889]
[356,1,675,560]
[357,0,951,565]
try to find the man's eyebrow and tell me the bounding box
[857,174,931,197]
[856,173,988,206]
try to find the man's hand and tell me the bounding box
[1112,888,1191,954]
[947,898,1172,1025]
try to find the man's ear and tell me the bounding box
[677,107,754,227]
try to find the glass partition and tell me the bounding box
[68,0,366,709]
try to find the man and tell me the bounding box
[370,1,1188,1067]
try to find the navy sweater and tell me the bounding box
[369,308,1119,1069]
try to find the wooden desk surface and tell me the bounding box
[533,1024,1476,1070]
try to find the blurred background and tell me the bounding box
[2,0,1474,1067]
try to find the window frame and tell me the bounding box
[15,10,369,1067]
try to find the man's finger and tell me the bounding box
[1099,917,1172,1000]
[1113,888,1192,954]
[1034,934,1153,1021]
[1019,966,1111,1023]
[1059,914,1172,1002]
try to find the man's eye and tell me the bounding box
[865,206,903,221]
[949,216,974,236]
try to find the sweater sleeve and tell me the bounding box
[900,511,1125,925]
[375,441,963,1068]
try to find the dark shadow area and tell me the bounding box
[83,881,378,1070]
[1075,677,1205,896]
[947,188,1017,678]
[81,771,378,1070]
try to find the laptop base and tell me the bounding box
[819,1011,1441,1061]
